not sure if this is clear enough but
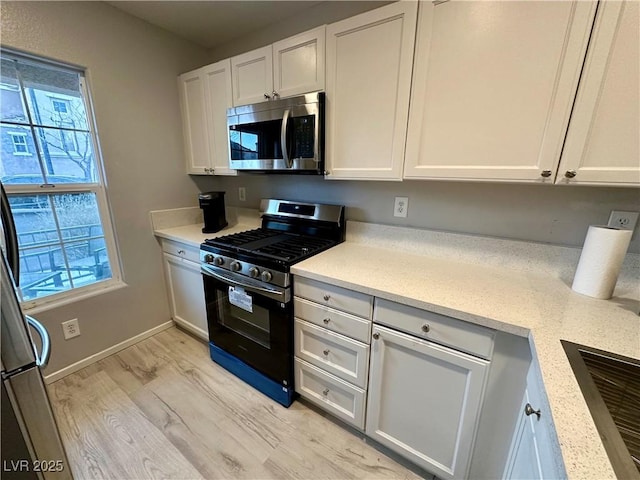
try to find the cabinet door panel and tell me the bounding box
[273,26,325,98]
[558,1,640,186]
[404,1,596,182]
[366,325,488,480]
[163,253,208,340]
[231,46,273,106]
[202,59,236,176]
[178,69,210,174]
[325,2,417,180]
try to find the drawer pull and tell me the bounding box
[177,249,185,255]
[421,324,430,333]
[322,388,330,396]
[323,318,330,324]
[323,294,330,301]
[525,403,541,420]
[323,349,330,356]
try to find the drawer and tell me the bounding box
[294,277,372,319]
[374,299,495,360]
[294,297,371,343]
[294,358,366,430]
[294,319,370,389]
[161,239,200,263]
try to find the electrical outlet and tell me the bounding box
[394,197,409,218]
[62,318,80,340]
[607,211,639,231]
[238,187,246,202]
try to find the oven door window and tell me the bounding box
[219,289,271,349]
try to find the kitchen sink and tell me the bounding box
[562,340,640,479]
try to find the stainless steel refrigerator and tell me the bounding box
[1,181,72,479]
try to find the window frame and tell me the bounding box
[1,50,124,311]
[9,131,30,155]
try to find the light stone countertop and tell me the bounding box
[291,238,640,480]
[153,222,259,247]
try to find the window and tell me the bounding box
[1,51,121,308]
[9,132,29,154]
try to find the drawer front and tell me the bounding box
[294,297,371,343]
[294,277,372,319]
[294,358,366,430]
[295,319,369,388]
[161,239,200,263]
[374,299,495,360]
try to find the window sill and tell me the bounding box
[21,279,128,315]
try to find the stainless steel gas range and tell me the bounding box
[200,199,345,406]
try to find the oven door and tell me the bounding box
[201,264,293,386]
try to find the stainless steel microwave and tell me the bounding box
[227,92,324,173]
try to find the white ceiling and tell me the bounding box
[107,1,326,49]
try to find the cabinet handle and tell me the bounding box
[323,349,330,356]
[323,294,330,301]
[540,170,552,178]
[421,324,430,333]
[264,93,271,99]
[372,332,380,340]
[525,403,541,420]
[564,170,577,179]
[322,388,329,396]
[323,318,330,324]
[272,91,280,98]
[177,249,185,255]
[324,170,330,176]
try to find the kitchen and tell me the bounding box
[1,1,639,479]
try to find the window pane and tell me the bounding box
[9,192,111,301]
[0,123,45,184]
[34,126,96,183]
[18,61,89,131]
[0,59,28,124]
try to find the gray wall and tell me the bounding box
[194,175,640,253]
[0,1,210,374]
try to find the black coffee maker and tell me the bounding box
[199,191,228,233]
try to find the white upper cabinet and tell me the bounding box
[324,2,418,181]
[404,1,597,183]
[231,45,274,106]
[179,60,236,176]
[202,59,235,176]
[273,26,325,99]
[178,69,210,174]
[557,1,640,186]
[231,26,325,106]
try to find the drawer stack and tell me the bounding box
[293,277,373,429]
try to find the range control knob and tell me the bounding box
[261,271,273,282]
[213,256,224,266]
[249,267,260,278]
[204,254,214,263]
[230,261,242,272]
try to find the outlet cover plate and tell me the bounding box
[62,318,80,340]
[394,197,409,218]
[607,211,639,231]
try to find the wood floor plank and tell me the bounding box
[49,327,425,480]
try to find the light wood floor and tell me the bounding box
[48,327,429,480]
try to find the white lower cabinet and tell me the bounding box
[504,362,566,479]
[161,242,208,341]
[366,324,489,480]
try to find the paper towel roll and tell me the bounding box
[572,226,633,299]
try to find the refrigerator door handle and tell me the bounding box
[25,316,51,369]
[0,181,20,284]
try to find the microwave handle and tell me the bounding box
[281,109,292,168]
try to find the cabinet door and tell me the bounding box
[231,46,273,106]
[366,325,488,480]
[504,391,544,480]
[558,1,639,186]
[404,1,597,182]
[163,253,208,340]
[178,69,211,174]
[202,59,236,176]
[273,26,325,99]
[325,2,417,180]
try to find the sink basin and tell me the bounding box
[563,340,640,479]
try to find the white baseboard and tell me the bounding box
[43,321,174,384]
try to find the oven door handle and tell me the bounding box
[201,264,288,302]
